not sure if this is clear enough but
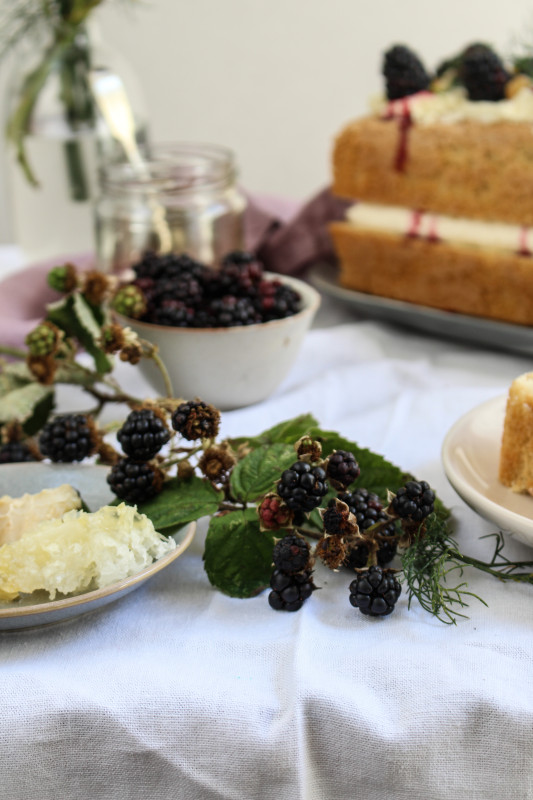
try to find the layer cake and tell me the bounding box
[330,44,533,325]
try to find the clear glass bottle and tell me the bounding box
[94,143,247,271]
[5,23,148,262]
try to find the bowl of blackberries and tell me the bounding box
[112,250,321,409]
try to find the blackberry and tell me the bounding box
[39,414,96,463]
[339,489,398,568]
[133,252,206,283]
[171,400,220,441]
[107,458,163,504]
[338,488,383,529]
[349,566,401,617]
[390,480,435,522]
[277,461,328,513]
[383,44,430,100]
[268,569,316,612]
[112,285,147,319]
[151,300,194,327]
[326,450,360,489]
[460,43,509,101]
[272,534,310,574]
[117,408,170,461]
[216,251,264,295]
[254,281,301,322]
[207,295,258,327]
[0,441,37,464]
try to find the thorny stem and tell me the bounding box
[146,348,174,399]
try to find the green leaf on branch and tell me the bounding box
[229,413,319,449]
[22,390,55,436]
[0,362,33,396]
[203,507,276,597]
[137,476,224,532]
[230,443,296,502]
[0,382,54,426]
[46,293,112,375]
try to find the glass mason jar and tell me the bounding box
[94,143,247,272]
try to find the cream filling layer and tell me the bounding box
[345,202,531,255]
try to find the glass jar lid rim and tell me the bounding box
[100,142,238,194]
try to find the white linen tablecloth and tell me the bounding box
[1,249,533,799]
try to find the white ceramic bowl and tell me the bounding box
[116,273,320,409]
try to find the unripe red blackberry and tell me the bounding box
[117,408,170,461]
[277,461,328,513]
[107,458,164,505]
[258,494,292,530]
[39,414,97,463]
[272,534,310,574]
[325,450,360,489]
[349,566,401,617]
[390,480,435,522]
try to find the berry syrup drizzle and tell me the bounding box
[518,227,531,256]
[382,92,431,173]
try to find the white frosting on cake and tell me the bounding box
[346,202,531,254]
[370,86,533,125]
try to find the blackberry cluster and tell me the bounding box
[383,44,430,100]
[117,408,170,461]
[0,441,37,464]
[349,566,402,617]
[126,250,301,328]
[106,458,163,505]
[339,488,398,568]
[171,400,220,441]
[109,408,170,505]
[277,461,328,514]
[326,450,360,488]
[460,43,509,101]
[390,480,435,522]
[39,414,96,463]
[268,534,315,612]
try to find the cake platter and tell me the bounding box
[441,394,533,548]
[310,262,533,357]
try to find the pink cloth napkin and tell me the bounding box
[0,188,348,348]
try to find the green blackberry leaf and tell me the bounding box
[0,382,54,426]
[46,294,112,375]
[230,443,295,502]
[228,413,319,449]
[22,389,55,436]
[204,508,276,597]
[136,476,224,531]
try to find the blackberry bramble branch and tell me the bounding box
[2,259,533,622]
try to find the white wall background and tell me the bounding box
[1,0,533,244]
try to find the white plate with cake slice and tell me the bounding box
[311,263,533,357]
[441,395,533,548]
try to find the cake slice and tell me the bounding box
[499,372,533,493]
